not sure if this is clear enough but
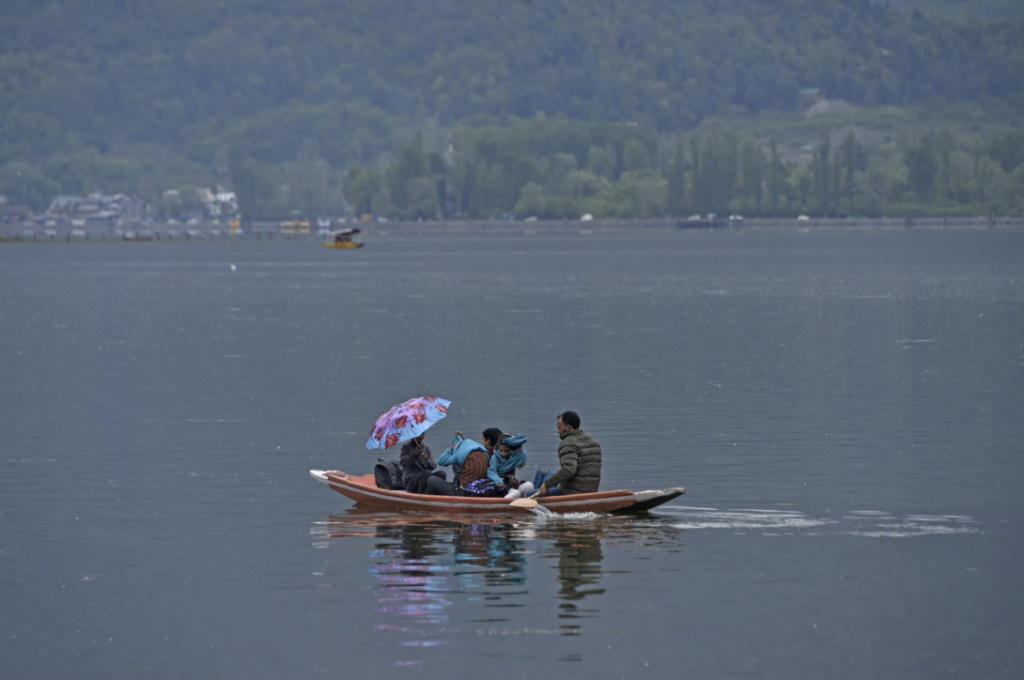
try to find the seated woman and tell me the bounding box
[487,433,535,498]
[431,431,492,495]
[398,433,447,494]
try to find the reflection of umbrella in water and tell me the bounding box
[366,396,451,450]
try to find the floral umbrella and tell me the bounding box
[365,396,452,450]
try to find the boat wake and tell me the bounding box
[664,506,830,532]
[527,507,602,522]
[660,506,981,538]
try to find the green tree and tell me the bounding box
[615,169,667,218]
[514,181,546,217]
[622,139,652,172]
[904,143,937,200]
[405,176,440,218]
[841,132,858,211]
[769,138,781,216]
[587,145,617,179]
[742,141,764,215]
[666,140,686,216]
[230,158,278,219]
[0,162,62,211]
[342,166,383,216]
[813,128,831,216]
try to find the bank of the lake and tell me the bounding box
[3,214,1023,243]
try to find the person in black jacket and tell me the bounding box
[399,433,447,494]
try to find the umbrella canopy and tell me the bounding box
[366,396,451,450]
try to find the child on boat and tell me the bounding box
[487,433,535,498]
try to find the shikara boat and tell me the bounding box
[322,227,364,248]
[310,470,685,514]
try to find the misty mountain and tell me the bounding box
[2,0,1021,171]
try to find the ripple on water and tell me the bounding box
[661,506,982,537]
[663,506,832,531]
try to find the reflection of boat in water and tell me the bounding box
[311,506,686,655]
[322,227,363,248]
[310,470,684,514]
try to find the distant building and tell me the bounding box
[46,191,146,227]
[4,204,34,221]
[198,187,238,217]
[49,195,84,213]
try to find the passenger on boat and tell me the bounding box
[399,433,447,494]
[481,427,503,458]
[533,411,602,498]
[489,433,534,499]
[429,431,493,495]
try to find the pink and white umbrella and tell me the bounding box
[365,396,452,450]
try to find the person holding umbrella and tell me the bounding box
[367,397,453,495]
[399,432,448,495]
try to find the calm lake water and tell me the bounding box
[2,231,1022,679]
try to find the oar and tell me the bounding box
[510,489,544,509]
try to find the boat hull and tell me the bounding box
[310,470,684,514]
[322,241,364,248]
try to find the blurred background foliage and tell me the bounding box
[1,0,1021,218]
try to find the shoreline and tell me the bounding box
[3,215,1023,242]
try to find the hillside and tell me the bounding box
[0,0,1022,217]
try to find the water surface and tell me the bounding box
[1,231,1022,678]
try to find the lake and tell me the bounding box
[1,230,1022,679]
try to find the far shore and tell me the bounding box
[2,215,1022,242]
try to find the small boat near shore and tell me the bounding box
[323,227,363,248]
[310,470,685,514]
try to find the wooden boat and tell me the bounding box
[310,470,685,514]
[323,226,363,248]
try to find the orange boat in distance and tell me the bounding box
[310,470,685,514]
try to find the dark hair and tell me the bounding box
[482,428,503,447]
[559,411,580,429]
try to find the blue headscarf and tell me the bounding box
[437,434,488,467]
[486,433,528,485]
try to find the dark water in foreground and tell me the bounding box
[1,232,1022,679]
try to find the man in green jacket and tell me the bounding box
[535,411,602,497]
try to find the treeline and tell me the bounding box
[2,0,1022,218]
[340,117,1024,220]
[4,114,1022,219]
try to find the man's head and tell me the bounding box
[482,427,503,450]
[557,410,580,435]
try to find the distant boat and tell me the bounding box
[280,210,311,234]
[322,227,364,248]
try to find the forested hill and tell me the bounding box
[2,0,1022,172]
